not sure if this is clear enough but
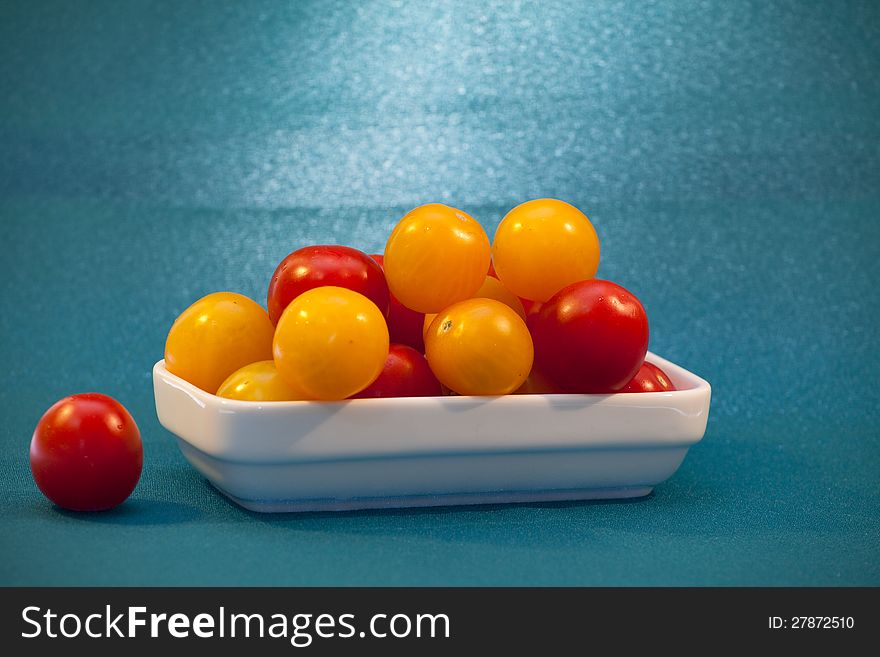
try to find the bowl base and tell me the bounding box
[210,482,654,513]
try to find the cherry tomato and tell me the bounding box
[165,292,275,394]
[473,275,526,319]
[492,198,600,302]
[421,275,526,341]
[384,203,491,313]
[351,344,442,398]
[216,360,306,401]
[621,361,676,393]
[273,286,389,400]
[30,393,143,511]
[370,254,425,351]
[267,245,390,325]
[529,279,649,393]
[425,298,533,396]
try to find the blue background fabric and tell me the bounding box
[1,0,878,585]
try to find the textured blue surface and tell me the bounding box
[1,0,878,585]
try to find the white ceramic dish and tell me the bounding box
[153,352,710,512]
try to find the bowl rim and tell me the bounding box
[153,351,711,412]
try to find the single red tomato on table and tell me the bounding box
[528,279,649,393]
[370,254,425,352]
[267,245,390,325]
[29,393,143,511]
[621,361,677,393]
[351,344,442,398]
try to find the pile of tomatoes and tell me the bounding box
[164,198,675,401]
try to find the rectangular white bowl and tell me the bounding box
[153,352,711,512]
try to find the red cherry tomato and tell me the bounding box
[621,361,676,393]
[352,344,442,398]
[370,254,425,352]
[267,245,390,325]
[528,279,649,393]
[29,393,143,511]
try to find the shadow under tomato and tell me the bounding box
[51,499,202,525]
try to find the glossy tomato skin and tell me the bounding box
[165,292,275,394]
[384,203,491,314]
[352,344,442,398]
[472,275,526,320]
[425,298,534,396]
[529,279,649,393]
[621,361,676,393]
[492,198,600,302]
[30,393,143,511]
[273,286,389,400]
[216,360,305,401]
[370,254,425,352]
[267,245,390,325]
[420,274,526,342]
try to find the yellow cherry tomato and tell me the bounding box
[216,360,305,401]
[473,275,526,320]
[492,198,600,302]
[384,203,491,313]
[273,286,389,400]
[421,275,526,341]
[165,292,275,393]
[425,298,533,396]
